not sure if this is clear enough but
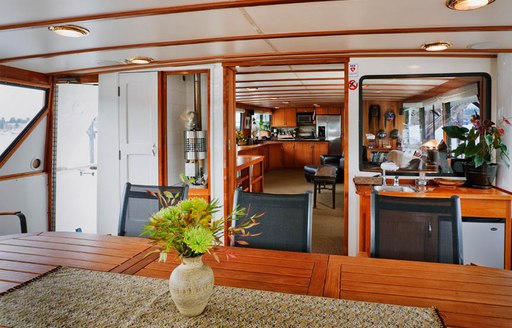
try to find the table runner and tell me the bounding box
[0,267,444,328]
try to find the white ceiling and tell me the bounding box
[1,0,510,107]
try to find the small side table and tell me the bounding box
[313,165,337,209]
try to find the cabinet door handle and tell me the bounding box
[427,223,432,238]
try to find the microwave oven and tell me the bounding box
[297,114,313,124]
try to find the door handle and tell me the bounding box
[152,144,156,156]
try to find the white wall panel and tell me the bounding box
[0,175,48,235]
[496,54,512,192]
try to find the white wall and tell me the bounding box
[496,54,512,191]
[346,57,495,256]
[0,175,48,235]
[0,114,48,235]
[97,64,224,235]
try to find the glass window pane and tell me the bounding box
[0,83,47,159]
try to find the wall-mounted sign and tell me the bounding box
[348,79,358,90]
[349,63,358,77]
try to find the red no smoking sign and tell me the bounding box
[348,79,358,90]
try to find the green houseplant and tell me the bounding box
[142,192,259,317]
[443,114,510,188]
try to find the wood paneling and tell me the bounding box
[0,65,50,86]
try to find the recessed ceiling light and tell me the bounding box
[282,101,290,104]
[270,97,278,100]
[48,25,90,37]
[468,41,501,49]
[313,104,320,107]
[421,41,452,51]
[246,87,258,91]
[446,0,495,10]
[126,56,154,64]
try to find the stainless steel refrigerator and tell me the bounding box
[316,115,342,154]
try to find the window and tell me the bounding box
[0,82,48,163]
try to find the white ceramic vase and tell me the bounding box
[169,255,214,317]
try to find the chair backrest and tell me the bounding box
[232,189,313,252]
[118,183,189,237]
[0,211,27,234]
[370,192,463,264]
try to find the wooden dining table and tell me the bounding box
[0,231,511,327]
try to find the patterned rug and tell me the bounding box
[0,267,444,328]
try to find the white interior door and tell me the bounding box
[119,72,158,188]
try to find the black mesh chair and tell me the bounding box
[232,189,313,252]
[370,192,463,264]
[118,183,189,237]
[0,211,27,234]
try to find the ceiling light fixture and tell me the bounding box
[282,101,290,104]
[446,0,495,10]
[48,25,90,37]
[246,87,258,91]
[126,56,154,64]
[421,41,452,51]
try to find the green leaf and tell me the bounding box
[465,140,478,157]
[452,143,466,157]
[473,156,485,168]
[443,126,468,140]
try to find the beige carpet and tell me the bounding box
[264,169,344,255]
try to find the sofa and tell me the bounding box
[304,154,344,183]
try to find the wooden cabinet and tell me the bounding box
[282,142,295,168]
[316,107,341,115]
[378,214,438,262]
[268,144,283,171]
[272,108,297,127]
[294,142,313,168]
[313,142,328,165]
[272,108,286,126]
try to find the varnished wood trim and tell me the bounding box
[45,78,56,231]
[238,68,343,75]
[0,0,327,31]
[348,53,497,58]
[3,25,512,64]
[0,65,50,86]
[223,66,237,245]
[343,61,349,256]
[237,84,344,89]
[237,88,344,94]
[158,72,167,186]
[238,77,342,83]
[0,171,46,182]
[235,103,273,112]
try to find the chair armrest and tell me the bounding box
[320,154,343,166]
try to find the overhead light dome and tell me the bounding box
[421,41,452,52]
[446,0,495,10]
[126,56,154,64]
[48,25,90,37]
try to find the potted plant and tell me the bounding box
[142,192,259,317]
[443,114,510,188]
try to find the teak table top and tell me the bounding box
[1,232,511,327]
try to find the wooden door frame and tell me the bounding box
[223,58,350,255]
[158,69,211,198]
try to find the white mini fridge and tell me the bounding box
[462,218,505,269]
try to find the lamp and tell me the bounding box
[446,0,495,10]
[125,56,154,64]
[184,131,207,180]
[421,42,452,52]
[48,25,89,37]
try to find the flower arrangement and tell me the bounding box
[443,113,510,168]
[142,191,260,262]
[236,130,247,146]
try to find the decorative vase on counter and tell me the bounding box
[464,163,498,189]
[169,255,214,317]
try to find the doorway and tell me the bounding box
[224,59,349,255]
[54,84,98,232]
